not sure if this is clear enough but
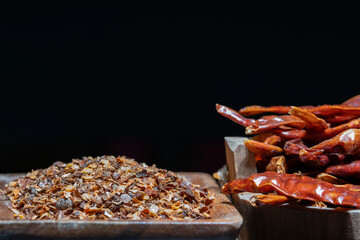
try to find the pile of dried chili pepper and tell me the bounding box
[216,95,360,208]
[0,156,214,220]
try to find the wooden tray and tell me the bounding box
[224,137,360,240]
[0,172,242,240]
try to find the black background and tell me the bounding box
[0,2,359,174]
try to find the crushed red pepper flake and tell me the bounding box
[0,156,213,220]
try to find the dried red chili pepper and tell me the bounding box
[284,139,323,155]
[215,104,254,127]
[316,173,348,185]
[216,104,306,135]
[253,194,292,206]
[244,139,283,157]
[298,149,330,167]
[254,154,270,170]
[269,128,307,140]
[239,105,293,116]
[240,104,360,119]
[337,184,360,192]
[307,118,360,141]
[269,118,360,142]
[310,105,360,118]
[263,134,282,145]
[239,105,315,116]
[283,139,329,167]
[322,115,358,124]
[342,94,360,107]
[245,115,306,135]
[222,172,360,208]
[238,97,360,122]
[325,160,360,179]
[312,129,360,155]
[289,106,329,131]
[251,133,273,142]
[265,155,287,173]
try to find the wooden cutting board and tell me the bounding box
[225,137,360,240]
[0,172,242,240]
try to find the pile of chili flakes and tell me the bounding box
[1,156,214,220]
